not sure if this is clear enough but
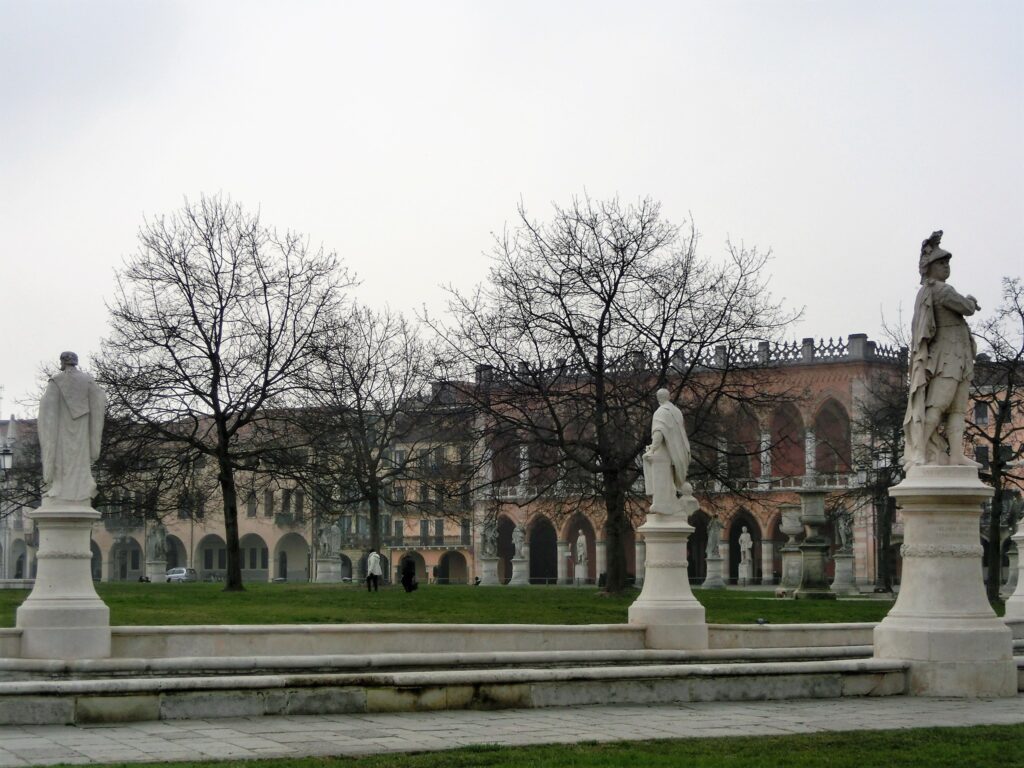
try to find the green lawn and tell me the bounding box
[0,582,903,628]
[49,725,1024,768]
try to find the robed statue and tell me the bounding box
[643,388,692,514]
[902,231,981,469]
[38,351,107,503]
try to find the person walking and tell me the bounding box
[400,557,418,593]
[366,549,382,592]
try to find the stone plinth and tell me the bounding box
[479,557,499,585]
[702,555,725,589]
[316,557,343,583]
[830,553,858,595]
[628,506,708,650]
[145,559,167,582]
[793,488,836,600]
[779,547,802,590]
[1003,530,1024,621]
[508,557,529,586]
[16,500,110,659]
[737,560,752,586]
[874,465,1015,697]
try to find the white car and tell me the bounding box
[165,567,198,583]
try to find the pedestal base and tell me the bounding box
[737,560,752,586]
[508,557,529,585]
[793,542,835,600]
[316,557,343,583]
[830,553,858,595]
[16,499,111,660]
[479,557,499,586]
[628,510,708,650]
[146,559,167,582]
[780,547,802,590]
[701,555,725,589]
[874,465,1015,697]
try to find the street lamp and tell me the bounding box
[0,446,12,477]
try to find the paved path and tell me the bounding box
[0,696,1022,766]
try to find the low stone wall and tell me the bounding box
[0,630,20,657]
[709,623,876,649]
[110,623,647,659]
[0,658,912,725]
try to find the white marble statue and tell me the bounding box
[738,526,752,563]
[836,508,854,554]
[318,521,342,558]
[903,231,981,469]
[642,388,692,513]
[706,516,721,559]
[575,529,587,566]
[512,524,526,559]
[481,517,498,557]
[38,351,107,503]
[146,522,167,561]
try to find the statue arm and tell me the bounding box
[937,283,979,316]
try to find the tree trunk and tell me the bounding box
[986,473,1003,603]
[368,492,382,553]
[601,473,628,592]
[218,448,244,592]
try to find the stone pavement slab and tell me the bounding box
[0,696,1020,765]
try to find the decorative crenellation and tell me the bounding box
[474,334,910,383]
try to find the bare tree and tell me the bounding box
[432,197,795,592]
[293,305,454,553]
[96,195,349,590]
[970,277,1024,601]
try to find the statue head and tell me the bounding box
[59,351,79,370]
[919,230,952,283]
[656,388,669,405]
[742,525,748,533]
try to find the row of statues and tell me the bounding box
[34,233,979,573]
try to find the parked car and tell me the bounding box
[165,567,198,583]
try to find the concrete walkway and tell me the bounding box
[0,696,1021,766]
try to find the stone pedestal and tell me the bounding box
[778,503,803,590]
[1001,542,1018,598]
[737,559,752,586]
[793,488,835,600]
[16,500,111,659]
[779,547,802,590]
[1000,530,1024,622]
[508,557,529,585]
[874,465,1015,697]
[830,553,858,595]
[701,555,725,589]
[556,541,569,584]
[628,504,708,650]
[479,556,499,585]
[634,540,646,586]
[145,559,167,582]
[316,556,343,583]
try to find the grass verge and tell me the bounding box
[0,582,901,627]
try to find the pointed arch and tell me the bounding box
[814,398,852,474]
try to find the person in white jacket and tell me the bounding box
[366,549,383,592]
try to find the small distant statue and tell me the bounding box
[836,508,854,554]
[1007,497,1024,536]
[318,520,342,558]
[481,517,498,557]
[575,529,588,566]
[512,524,526,559]
[38,351,107,502]
[903,231,981,469]
[738,526,753,564]
[706,516,722,559]
[643,388,692,513]
[146,522,167,561]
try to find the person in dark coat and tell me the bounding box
[401,558,417,593]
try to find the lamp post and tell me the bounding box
[0,445,12,477]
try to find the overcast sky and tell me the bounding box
[1,0,1020,417]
